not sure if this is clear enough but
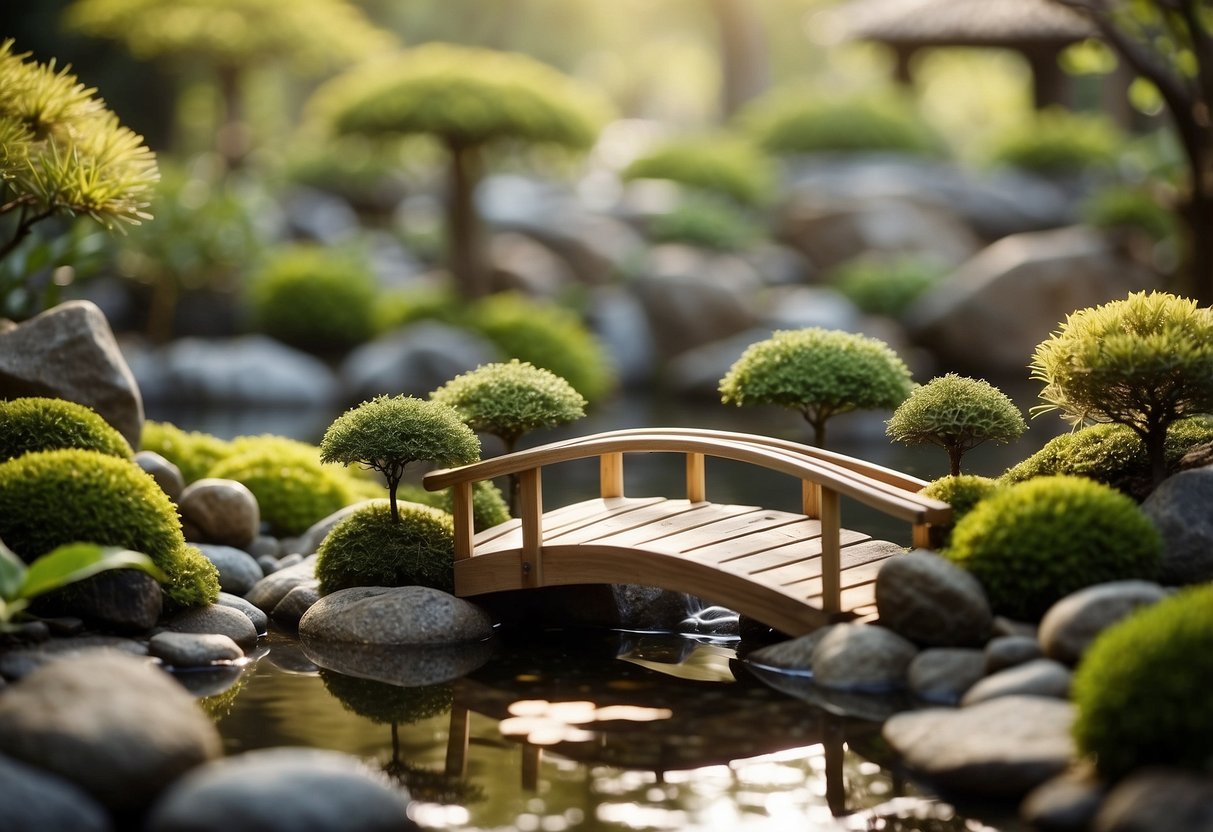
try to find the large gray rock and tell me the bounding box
[1039,581,1169,665]
[194,543,263,596]
[883,695,1076,798]
[178,480,260,550]
[299,586,493,645]
[128,335,339,406]
[746,625,836,672]
[907,647,987,705]
[875,549,992,646]
[215,592,268,634]
[145,747,415,832]
[339,321,497,401]
[1093,769,1213,832]
[961,658,1072,706]
[0,635,148,682]
[31,569,162,633]
[907,226,1162,373]
[0,650,222,812]
[585,285,657,388]
[271,581,321,628]
[1021,768,1105,832]
[244,555,317,614]
[489,231,576,296]
[135,451,185,500]
[0,753,112,832]
[302,638,495,686]
[811,622,918,692]
[162,604,258,651]
[1141,467,1213,585]
[0,300,143,447]
[985,633,1045,673]
[149,632,243,668]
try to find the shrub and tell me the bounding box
[315,502,454,593]
[399,480,510,533]
[922,475,1001,524]
[647,199,761,252]
[140,421,232,484]
[320,395,480,523]
[1031,291,1213,487]
[741,90,941,156]
[1071,584,1213,780]
[0,397,132,463]
[987,108,1123,174]
[0,449,219,607]
[829,255,947,319]
[945,476,1160,621]
[1081,185,1177,242]
[887,374,1027,475]
[375,285,463,334]
[247,244,378,354]
[208,447,354,537]
[622,135,772,207]
[1001,417,1213,500]
[719,328,914,447]
[468,293,614,403]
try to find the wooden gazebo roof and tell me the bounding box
[830,0,1096,48]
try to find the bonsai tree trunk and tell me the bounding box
[946,444,964,477]
[445,141,490,300]
[708,0,770,120]
[215,64,250,172]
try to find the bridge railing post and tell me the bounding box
[600,452,624,498]
[820,488,841,613]
[519,467,543,587]
[686,453,706,503]
[802,480,821,519]
[452,481,474,560]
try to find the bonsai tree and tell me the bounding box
[67,0,396,168]
[719,328,914,447]
[0,38,158,316]
[886,374,1027,476]
[310,43,607,299]
[1030,291,1213,488]
[319,395,480,523]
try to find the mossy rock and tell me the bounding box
[0,448,219,608]
[647,198,762,252]
[0,397,133,463]
[945,475,1160,621]
[141,421,233,484]
[829,255,947,319]
[208,447,355,538]
[1001,418,1213,500]
[315,502,455,594]
[1072,584,1213,780]
[622,135,773,207]
[398,480,510,532]
[741,90,941,156]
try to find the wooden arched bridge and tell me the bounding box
[423,428,951,636]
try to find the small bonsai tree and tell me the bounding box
[310,43,607,299]
[719,328,914,447]
[1030,291,1213,488]
[1,397,133,463]
[1071,584,1213,781]
[319,395,480,523]
[0,38,158,317]
[945,475,1161,621]
[887,374,1027,476]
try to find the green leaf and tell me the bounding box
[18,543,167,601]
[0,540,26,600]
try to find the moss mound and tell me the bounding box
[987,108,1122,174]
[622,135,772,207]
[647,198,761,252]
[398,480,510,532]
[742,90,941,156]
[208,447,354,537]
[315,502,455,594]
[141,421,233,484]
[829,255,947,319]
[1072,584,1213,780]
[945,475,1160,621]
[922,475,1001,523]
[1001,418,1213,500]
[0,397,133,463]
[0,449,218,607]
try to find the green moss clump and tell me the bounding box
[887,374,1026,476]
[1001,417,1213,500]
[469,293,613,404]
[719,328,913,447]
[140,421,232,484]
[647,198,761,252]
[987,108,1122,174]
[315,502,455,594]
[321,671,453,725]
[247,244,378,354]
[1081,185,1176,242]
[0,397,133,463]
[375,286,463,334]
[208,447,354,537]
[945,476,1160,621]
[741,90,941,156]
[829,255,947,319]
[0,449,219,607]
[922,475,1001,523]
[622,136,772,207]
[398,480,510,533]
[1071,584,1213,781]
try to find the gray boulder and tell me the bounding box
[0,636,148,682]
[1039,581,1169,665]
[299,586,493,645]
[149,632,243,668]
[216,592,268,634]
[489,231,576,296]
[271,581,321,628]
[339,321,497,401]
[985,634,1044,673]
[1141,467,1213,585]
[31,569,162,633]
[0,753,112,832]
[875,549,992,646]
[135,451,185,500]
[811,622,918,692]
[0,650,221,812]
[302,638,495,686]
[178,479,260,549]
[0,300,144,448]
[194,543,263,596]
[961,658,1072,706]
[883,695,1076,798]
[907,647,987,705]
[1021,768,1105,832]
[162,604,258,652]
[245,555,317,614]
[908,226,1161,373]
[746,625,836,672]
[585,285,657,388]
[145,747,415,832]
[1093,769,1213,832]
